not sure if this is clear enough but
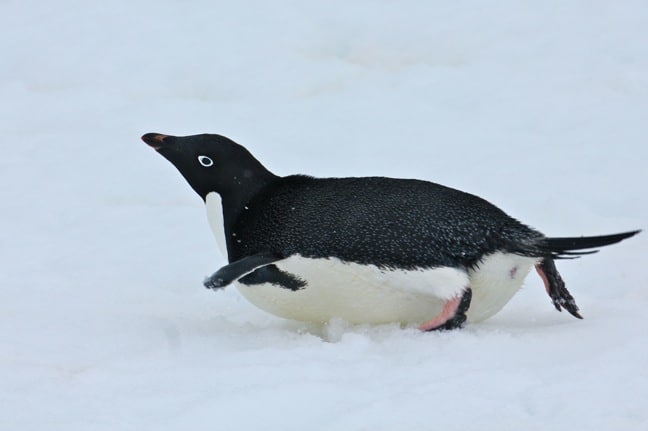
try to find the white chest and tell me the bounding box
[205,192,228,258]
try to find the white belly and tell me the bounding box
[466,252,537,322]
[233,252,537,326]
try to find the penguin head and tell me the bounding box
[142,133,276,201]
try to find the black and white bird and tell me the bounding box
[142,133,639,331]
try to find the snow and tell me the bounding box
[1,1,647,430]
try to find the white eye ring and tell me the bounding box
[197,155,214,167]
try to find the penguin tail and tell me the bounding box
[537,229,641,259]
[518,229,640,320]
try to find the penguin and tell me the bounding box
[141,132,640,331]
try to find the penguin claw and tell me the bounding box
[419,288,472,331]
[535,259,583,319]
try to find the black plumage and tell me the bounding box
[142,132,638,271]
[230,175,545,269]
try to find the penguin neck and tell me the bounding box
[221,171,278,223]
[205,171,279,260]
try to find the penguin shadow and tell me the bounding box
[164,295,585,347]
[276,318,437,343]
[163,313,585,352]
[471,308,585,337]
[186,313,413,343]
[278,310,587,342]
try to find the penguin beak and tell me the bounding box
[141,133,177,150]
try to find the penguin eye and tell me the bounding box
[197,155,214,167]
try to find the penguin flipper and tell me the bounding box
[204,252,282,289]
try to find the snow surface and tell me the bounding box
[2,1,647,430]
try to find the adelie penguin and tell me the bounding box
[142,133,640,331]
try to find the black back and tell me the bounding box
[228,175,544,269]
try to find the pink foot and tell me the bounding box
[418,288,472,331]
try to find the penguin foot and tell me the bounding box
[419,288,472,331]
[535,258,583,319]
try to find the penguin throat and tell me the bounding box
[205,192,228,258]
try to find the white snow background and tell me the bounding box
[2,1,647,430]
